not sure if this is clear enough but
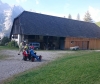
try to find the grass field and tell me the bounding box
[4,50,100,84]
[0,46,18,50]
[95,22,100,27]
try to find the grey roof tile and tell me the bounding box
[14,11,100,38]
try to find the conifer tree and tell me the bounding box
[68,14,72,19]
[77,13,80,20]
[83,11,92,22]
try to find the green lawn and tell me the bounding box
[95,21,100,27]
[0,46,18,50]
[4,50,100,84]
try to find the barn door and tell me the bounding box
[60,37,65,50]
[82,41,89,50]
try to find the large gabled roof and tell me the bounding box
[12,11,100,38]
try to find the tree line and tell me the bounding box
[67,11,93,22]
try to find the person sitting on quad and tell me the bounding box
[24,44,29,53]
[29,46,40,61]
[23,48,29,61]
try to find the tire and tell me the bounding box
[31,57,35,62]
[23,56,27,61]
[28,55,31,60]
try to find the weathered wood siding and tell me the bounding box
[65,37,100,50]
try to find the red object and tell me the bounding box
[22,51,28,56]
[30,46,34,49]
[31,57,35,62]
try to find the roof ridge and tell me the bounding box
[23,10,95,25]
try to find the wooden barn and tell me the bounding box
[10,11,100,50]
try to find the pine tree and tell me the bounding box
[83,11,92,22]
[77,13,80,20]
[68,14,72,19]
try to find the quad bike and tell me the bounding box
[22,51,42,62]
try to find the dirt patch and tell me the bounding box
[0,50,74,83]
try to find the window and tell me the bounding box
[71,41,74,44]
[12,34,18,39]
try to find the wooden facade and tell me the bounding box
[65,37,100,50]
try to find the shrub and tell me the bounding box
[7,40,19,48]
[0,36,10,46]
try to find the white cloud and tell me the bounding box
[35,0,39,4]
[88,6,100,22]
[16,0,27,3]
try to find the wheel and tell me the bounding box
[23,56,27,61]
[28,55,31,60]
[31,57,35,62]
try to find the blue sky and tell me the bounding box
[1,0,100,22]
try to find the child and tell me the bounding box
[22,48,29,60]
[29,46,40,61]
[24,44,29,53]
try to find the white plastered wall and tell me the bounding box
[11,34,24,45]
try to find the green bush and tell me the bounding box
[7,41,19,48]
[0,36,10,46]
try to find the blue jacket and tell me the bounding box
[29,49,35,55]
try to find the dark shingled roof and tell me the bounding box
[12,11,100,38]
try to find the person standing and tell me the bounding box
[18,41,25,55]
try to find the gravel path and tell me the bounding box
[0,50,72,83]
